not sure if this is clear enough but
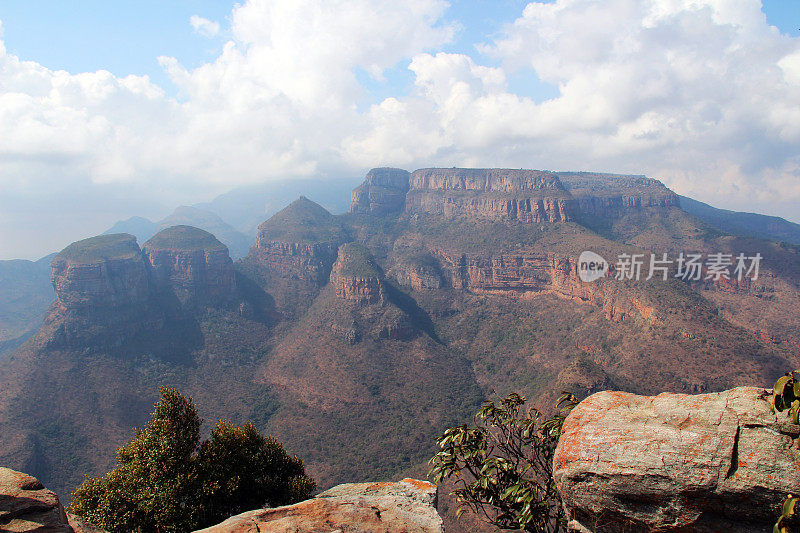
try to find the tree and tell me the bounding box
[69,387,315,533]
[429,392,577,533]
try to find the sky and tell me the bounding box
[0,0,799,259]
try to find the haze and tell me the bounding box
[1,0,799,259]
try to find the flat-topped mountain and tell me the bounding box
[144,226,235,308]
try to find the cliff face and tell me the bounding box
[406,168,573,222]
[46,234,165,348]
[330,243,384,304]
[50,234,151,311]
[558,172,680,218]
[143,225,235,309]
[349,168,681,223]
[250,198,346,285]
[350,168,410,216]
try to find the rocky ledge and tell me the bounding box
[554,386,800,532]
[195,478,442,533]
[143,225,235,308]
[0,467,106,532]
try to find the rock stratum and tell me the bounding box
[196,478,442,533]
[554,386,800,532]
[0,467,105,532]
[352,167,680,223]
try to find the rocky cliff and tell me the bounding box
[554,387,799,532]
[143,225,235,309]
[557,171,680,218]
[249,197,347,285]
[406,168,574,222]
[330,243,385,304]
[46,234,165,348]
[350,167,410,216]
[349,167,681,223]
[196,479,443,533]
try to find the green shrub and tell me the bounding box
[429,392,577,533]
[69,387,314,533]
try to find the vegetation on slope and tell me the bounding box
[56,234,141,263]
[143,225,227,252]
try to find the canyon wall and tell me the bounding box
[143,225,235,308]
[350,167,410,216]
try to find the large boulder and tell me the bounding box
[554,386,800,532]
[0,467,105,532]
[194,478,443,533]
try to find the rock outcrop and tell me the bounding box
[554,386,800,532]
[195,478,443,533]
[143,225,235,308]
[0,467,106,532]
[558,171,680,218]
[330,243,385,304]
[406,168,574,222]
[50,234,151,311]
[46,234,165,348]
[349,168,681,224]
[350,168,410,216]
[249,197,347,285]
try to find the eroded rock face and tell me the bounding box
[50,234,151,311]
[553,387,800,532]
[250,198,346,285]
[350,168,410,216]
[406,168,574,222]
[47,234,166,348]
[558,172,680,218]
[194,478,443,533]
[0,467,106,533]
[143,225,235,308]
[330,243,385,304]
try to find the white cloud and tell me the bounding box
[2,0,800,258]
[190,15,220,38]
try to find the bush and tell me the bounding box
[429,392,576,533]
[69,387,315,533]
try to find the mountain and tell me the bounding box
[196,177,360,234]
[103,207,251,260]
[680,195,800,245]
[102,216,158,245]
[1,166,798,518]
[0,255,55,351]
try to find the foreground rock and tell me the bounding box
[0,467,105,532]
[195,478,443,533]
[554,386,800,532]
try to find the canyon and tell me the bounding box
[0,167,798,533]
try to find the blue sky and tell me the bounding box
[5,1,794,103]
[1,0,800,259]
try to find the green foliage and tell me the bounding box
[429,392,577,533]
[68,387,314,533]
[772,371,800,447]
[774,494,800,533]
